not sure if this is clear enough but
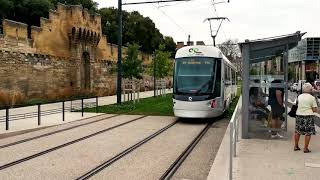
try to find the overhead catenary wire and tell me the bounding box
[122,0,191,5]
[151,4,189,36]
[210,0,229,43]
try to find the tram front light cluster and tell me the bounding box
[210,100,216,108]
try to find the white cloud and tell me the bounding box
[96,0,320,45]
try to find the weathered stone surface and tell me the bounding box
[0,3,154,101]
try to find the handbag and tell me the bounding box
[288,99,298,117]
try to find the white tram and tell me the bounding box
[173,46,237,118]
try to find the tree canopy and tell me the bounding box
[0,1,176,55]
[122,43,143,79]
[217,39,240,62]
[99,8,175,55]
[154,44,173,78]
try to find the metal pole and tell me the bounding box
[153,52,156,97]
[5,107,9,130]
[242,42,250,139]
[62,101,65,121]
[229,122,233,180]
[234,117,237,157]
[81,98,84,117]
[38,104,41,126]
[96,96,98,113]
[284,44,289,131]
[117,0,123,104]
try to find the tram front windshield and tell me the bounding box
[174,57,217,95]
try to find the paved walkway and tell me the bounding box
[207,112,320,180]
[0,89,172,135]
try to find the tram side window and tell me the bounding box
[232,70,236,85]
[224,63,228,84]
[214,59,221,97]
[225,65,232,86]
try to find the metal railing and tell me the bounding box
[0,97,99,131]
[229,96,242,180]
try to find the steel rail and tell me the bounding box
[0,114,119,149]
[0,116,147,170]
[160,122,213,180]
[76,120,179,180]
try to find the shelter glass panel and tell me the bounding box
[248,57,287,137]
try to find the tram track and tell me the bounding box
[160,122,213,180]
[0,115,147,171]
[0,114,119,149]
[76,120,179,180]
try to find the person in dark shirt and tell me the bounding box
[268,79,284,138]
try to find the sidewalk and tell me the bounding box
[207,113,320,180]
[0,89,172,135]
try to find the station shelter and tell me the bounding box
[239,31,305,138]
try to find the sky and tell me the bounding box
[96,0,320,45]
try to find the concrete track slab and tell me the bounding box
[90,120,206,180]
[0,115,143,166]
[0,114,114,144]
[0,116,176,180]
[172,118,229,180]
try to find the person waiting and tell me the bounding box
[294,83,317,153]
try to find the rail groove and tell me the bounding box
[0,114,119,149]
[160,122,213,180]
[0,115,147,171]
[76,120,179,180]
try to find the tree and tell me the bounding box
[122,43,143,79]
[50,0,98,12]
[162,36,176,58]
[99,8,170,54]
[217,39,240,62]
[154,44,173,78]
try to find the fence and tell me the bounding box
[155,79,167,96]
[229,96,242,180]
[0,97,99,131]
[122,79,141,103]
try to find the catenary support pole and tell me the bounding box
[117,0,123,105]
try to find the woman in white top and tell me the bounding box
[294,83,317,153]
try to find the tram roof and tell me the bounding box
[175,45,223,59]
[175,45,236,70]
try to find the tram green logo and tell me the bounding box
[188,48,202,54]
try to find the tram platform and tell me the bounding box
[207,113,320,180]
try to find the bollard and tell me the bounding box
[81,98,84,117]
[95,96,98,113]
[5,107,9,130]
[70,100,72,112]
[62,101,65,121]
[38,104,41,126]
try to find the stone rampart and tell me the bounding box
[0,3,153,101]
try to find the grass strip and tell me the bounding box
[83,94,174,116]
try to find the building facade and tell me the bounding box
[289,37,320,81]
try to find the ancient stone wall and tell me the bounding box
[0,3,155,101]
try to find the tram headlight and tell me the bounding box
[210,100,216,108]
